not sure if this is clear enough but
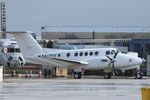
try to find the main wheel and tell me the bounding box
[104,73,112,79]
[135,70,142,79]
[74,72,82,79]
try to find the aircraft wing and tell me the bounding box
[51,58,88,65]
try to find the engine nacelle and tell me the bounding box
[7,56,25,68]
[73,57,109,70]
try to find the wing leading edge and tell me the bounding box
[51,58,88,65]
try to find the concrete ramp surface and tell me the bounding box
[0,79,150,100]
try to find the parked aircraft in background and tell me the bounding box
[0,39,25,68]
[0,31,143,79]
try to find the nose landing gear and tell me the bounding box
[135,70,142,79]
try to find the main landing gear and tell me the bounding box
[104,70,143,79]
[73,69,83,79]
[73,72,82,79]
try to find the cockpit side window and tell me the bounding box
[15,48,21,52]
[8,48,14,52]
[117,50,120,53]
[111,50,116,55]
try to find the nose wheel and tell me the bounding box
[135,70,142,79]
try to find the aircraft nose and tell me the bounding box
[7,56,25,68]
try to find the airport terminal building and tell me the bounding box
[41,26,150,39]
[41,26,150,58]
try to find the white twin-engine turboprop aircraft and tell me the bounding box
[0,31,143,79]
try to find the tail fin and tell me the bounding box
[0,31,42,57]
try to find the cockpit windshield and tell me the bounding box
[1,48,21,53]
[111,49,120,54]
[106,48,120,55]
[8,48,21,53]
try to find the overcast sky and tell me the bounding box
[3,0,150,37]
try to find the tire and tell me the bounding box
[135,71,142,79]
[104,73,111,79]
[74,72,82,79]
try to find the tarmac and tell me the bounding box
[0,77,150,100]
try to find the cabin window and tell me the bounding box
[66,53,70,57]
[42,54,46,58]
[106,51,110,55]
[58,54,61,57]
[38,55,41,57]
[89,52,93,56]
[80,52,83,56]
[15,48,21,52]
[74,52,78,56]
[84,52,88,56]
[95,51,99,55]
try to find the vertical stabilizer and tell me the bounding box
[13,32,42,57]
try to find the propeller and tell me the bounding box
[106,51,119,75]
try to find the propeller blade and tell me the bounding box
[112,62,115,75]
[106,55,113,61]
[106,55,116,75]
[113,51,119,59]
